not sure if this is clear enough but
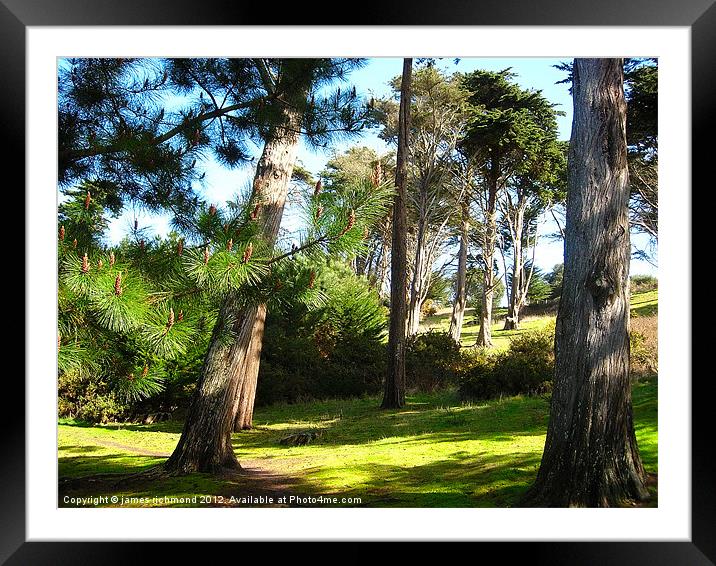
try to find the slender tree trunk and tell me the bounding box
[229,128,304,433]
[504,202,525,330]
[407,215,427,336]
[376,214,392,298]
[476,173,498,348]
[522,58,648,507]
[165,82,306,472]
[383,58,412,409]
[449,200,469,342]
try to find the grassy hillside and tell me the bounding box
[422,289,657,349]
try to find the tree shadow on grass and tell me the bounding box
[232,394,551,453]
[58,444,103,453]
[60,419,185,434]
[323,451,544,507]
[58,382,657,508]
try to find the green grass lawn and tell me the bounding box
[630,290,658,318]
[58,377,658,508]
[58,289,658,508]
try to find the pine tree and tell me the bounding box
[162,59,389,472]
[59,57,385,468]
[59,172,391,423]
[58,186,217,420]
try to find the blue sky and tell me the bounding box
[102,57,657,277]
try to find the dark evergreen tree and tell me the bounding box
[59,58,389,470]
[624,58,658,260]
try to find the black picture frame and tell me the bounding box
[8,0,707,562]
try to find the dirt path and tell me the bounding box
[59,436,308,507]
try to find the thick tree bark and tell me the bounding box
[383,59,412,409]
[521,58,648,507]
[163,298,261,473]
[232,303,267,431]
[165,78,306,472]
[449,200,470,342]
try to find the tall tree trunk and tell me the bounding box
[163,298,261,473]
[383,58,412,409]
[522,58,648,507]
[407,215,427,336]
[504,200,525,330]
[232,303,267,431]
[475,171,498,348]
[449,200,469,342]
[375,214,392,298]
[229,127,304,433]
[165,83,305,472]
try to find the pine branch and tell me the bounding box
[60,100,258,164]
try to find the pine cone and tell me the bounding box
[339,210,356,237]
[242,242,253,264]
[165,308,175,333]
[114,272,123,296]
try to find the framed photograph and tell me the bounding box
[10,0,708,562]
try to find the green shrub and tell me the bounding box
[455,348,499,399]
[459,325,555,400]
[421,298,439,317]
[58,371,127,423]
[630,274,658,294]
[256,260,387,405]
[405,330,462,392]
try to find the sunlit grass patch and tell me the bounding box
[59,378,657,508]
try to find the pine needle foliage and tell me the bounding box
[58,164,393,418]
